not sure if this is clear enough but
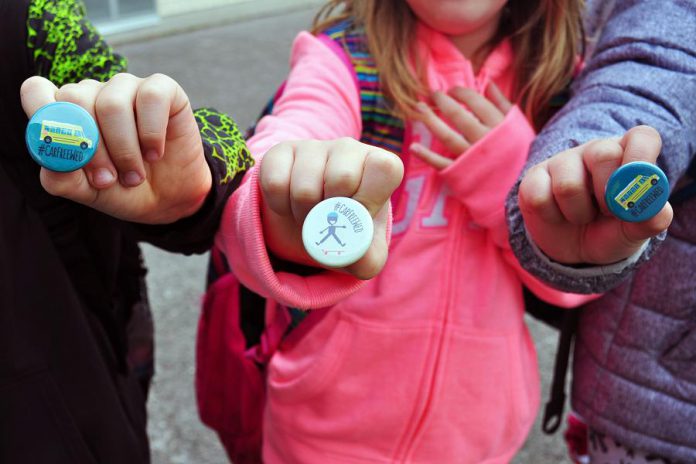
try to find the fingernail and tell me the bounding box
[92,168,115,187]
[145,149,159,162]
[123,171,143,187]
[416,102,429,113]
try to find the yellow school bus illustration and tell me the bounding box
[614,174,660,210]
[40,120,93,150]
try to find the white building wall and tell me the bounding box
[101,0,322,43]
[155,0,238,17]
[155,0,317,18]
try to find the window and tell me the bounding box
[83,0,155,22]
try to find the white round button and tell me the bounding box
[302,197,374,268]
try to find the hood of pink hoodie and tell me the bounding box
[415,22,515,96]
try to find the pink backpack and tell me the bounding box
[196,248,275,463]
[196,248,327,463]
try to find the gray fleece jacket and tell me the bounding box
[506,0,696,462]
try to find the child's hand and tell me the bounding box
[20,74,211,224]
[518,126,673,265]
[259,138,404,280]
[410,82,512,169]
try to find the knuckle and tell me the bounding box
[109,72,137,83]
[299,139,323,153]
[260,172,289,198]
[551,179,583,205]
[367,150,405,188]
[585,139,623,165]
[262,143,292,165]
[96,92,127,119]
[551,177,584,201]
[145,73,177,94]
[267,141,293,155]
[519,188,546,214]
[138,80,168,105]
[326,168,359,192]
[370,149,403,173]
[148,72,173,84]
[292,185,320,205]
[519,169,548,212]
[335,136,358,149]
[78,78,100,86]
[55,83,82,103]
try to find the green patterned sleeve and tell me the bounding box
[27,0,127,85]
[194,108,254,185]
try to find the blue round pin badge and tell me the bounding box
[605,161,669,222]
[25,102,99,172]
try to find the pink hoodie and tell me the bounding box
[217,24,594,463]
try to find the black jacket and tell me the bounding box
[0,1,252,462]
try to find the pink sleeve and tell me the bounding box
[214,32,367,309]
[438,107,598,307]
[245,31,362,156]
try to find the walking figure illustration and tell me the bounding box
[316,211,347,247]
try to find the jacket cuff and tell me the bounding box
[219,169,373,310]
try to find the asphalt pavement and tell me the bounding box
[118,7,571,464]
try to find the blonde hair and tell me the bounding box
[312,0,585,130]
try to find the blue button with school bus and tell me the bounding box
[25,102,99,172]
[605,161,669,222]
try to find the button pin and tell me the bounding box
[302,197,374,268]
[25,102,99,172]
[605,161,669,222]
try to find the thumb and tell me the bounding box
[20,76,58,118]
[619,125,662,165]
[39,166,96,206]
[22,77,98,205]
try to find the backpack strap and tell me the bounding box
[321,20,406,155]
[541,309,580,434]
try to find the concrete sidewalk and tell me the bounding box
[119,8,571,464]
